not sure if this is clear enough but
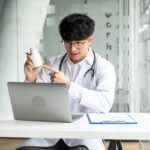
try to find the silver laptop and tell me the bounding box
[7,82,82,123]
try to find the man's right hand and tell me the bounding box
[24,49,43,83]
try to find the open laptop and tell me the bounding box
[7,82,83,123]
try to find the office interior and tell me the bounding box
[0,0,150,149]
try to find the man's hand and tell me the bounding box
[43,65,71,88]
[24,49,43,82]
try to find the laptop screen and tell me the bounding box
[7,82,72,122]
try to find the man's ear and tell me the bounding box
[88,35,94,45]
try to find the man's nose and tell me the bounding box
[69,43,77,51]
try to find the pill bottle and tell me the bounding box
[31,49,42,67]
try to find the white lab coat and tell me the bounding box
[23,48,116,150]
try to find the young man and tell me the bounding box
[20,13,116,150]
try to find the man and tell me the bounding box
[19,13,116,150]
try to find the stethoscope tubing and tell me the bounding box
[59,50,96,78]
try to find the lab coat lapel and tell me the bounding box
[75,48,94,86]
[74,63,92,86]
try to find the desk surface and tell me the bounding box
[0,112,150,140]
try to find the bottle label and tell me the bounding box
[32,52,42,67]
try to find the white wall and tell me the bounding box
[0,0,50,112]
[0,0,17,112]
[17,0,50,81]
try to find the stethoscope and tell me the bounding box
[59,50,96,78]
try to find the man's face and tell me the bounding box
[63,36,93,64]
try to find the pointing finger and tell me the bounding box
[43,65,59,73]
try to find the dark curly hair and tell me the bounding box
[59,13,95,41]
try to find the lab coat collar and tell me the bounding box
[85,47,94,66]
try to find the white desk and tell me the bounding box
[0,112,150,140]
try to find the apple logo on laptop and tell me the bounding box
[32,96,46,108]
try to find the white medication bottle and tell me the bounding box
[31,49,42,68]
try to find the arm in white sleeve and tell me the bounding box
[68,65,116,113]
